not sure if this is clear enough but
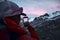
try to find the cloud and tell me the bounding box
[23,1,60,15]
[9,0,60,15]
[23,7,47,15]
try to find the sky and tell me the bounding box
[9,0,60,21]
[1,0,60,21]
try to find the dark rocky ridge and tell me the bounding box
[30,11,60,40]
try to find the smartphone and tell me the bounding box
[23,17,29,23]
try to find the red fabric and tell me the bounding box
[0,29,10,40]
[0,18,39,40]
[19,35,37,40]
[19,24,39,40]
[27,26,39,40]
[4,18,27,35]
[19,26,39,40]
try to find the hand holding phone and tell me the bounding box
[23,16,30,27]
[23,16,28,23]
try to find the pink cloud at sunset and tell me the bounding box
[23,7,47,16]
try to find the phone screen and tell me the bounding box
[23,17,28,23]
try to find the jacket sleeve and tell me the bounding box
[27,26,39,40]
[4,18,27,35]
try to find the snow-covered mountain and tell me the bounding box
[30,11,60,27]
[30,11,60,40]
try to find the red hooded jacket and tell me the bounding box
[0,18,39,40]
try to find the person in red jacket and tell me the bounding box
[0,0,39,40]
[4,17,39,40]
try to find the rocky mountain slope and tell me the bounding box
[30,11,60,40]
